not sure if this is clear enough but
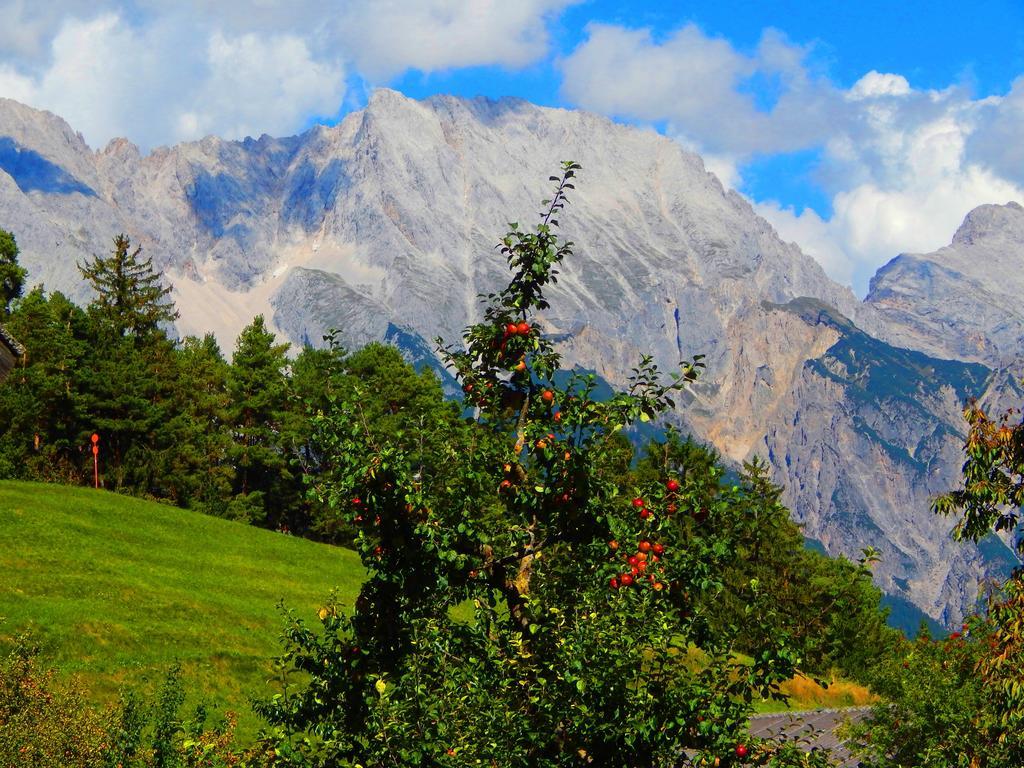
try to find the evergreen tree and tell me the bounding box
[75,235,181,493]
[0,228,26,317]
[153,334,234,511]
[76,328,178,492]
[226,316,293,525]
[78,234,178,338]
[0,287,89,481]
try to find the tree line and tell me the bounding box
[0,225,894,680]
[0,231,454,536]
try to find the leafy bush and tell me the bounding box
[0,637,271,768]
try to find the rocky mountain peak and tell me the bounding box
[952,201,1024,246]
[865,202,1024,365]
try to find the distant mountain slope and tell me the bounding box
[865,202,1024,366]
[0,91,1017,625]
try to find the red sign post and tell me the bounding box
[91,433,99,489]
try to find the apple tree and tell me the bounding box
[257,163,835,767]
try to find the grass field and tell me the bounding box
[0,480,363,738]
[0,480,871,741]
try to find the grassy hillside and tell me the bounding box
[0,480,871,741]
[0,480,363,737]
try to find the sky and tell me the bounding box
[0,1,1022,295]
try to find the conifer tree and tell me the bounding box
[78,234,178,338]
[0,288,88,480]
[226,316,293,525]
[76,234,180,491]
[0,228,26,317]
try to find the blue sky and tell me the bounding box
[0,0,1022,293]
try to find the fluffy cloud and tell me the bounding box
[559,24,840,156]
[0,0,573,149]
[335,0,577,80]
[561,25,1024,294]
[0,11,345,149]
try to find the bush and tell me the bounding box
[0,637,271,768]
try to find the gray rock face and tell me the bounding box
[865,202,1024,366]
[0,89,1017,626]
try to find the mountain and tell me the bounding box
[0,90,1018,626]
[865,201,1024,366]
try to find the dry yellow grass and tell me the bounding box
[756,672,876,712]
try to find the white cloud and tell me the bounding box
[758,100,1024,293]
[0,12,343,149]
[0,0,574,149]
[559,23,840,157]
[848,71,911,100]
[967,75,1024,187]
[0,0,102,60]
[561,25,1024,295]
[182,31,344,142]
[336,0,577,80]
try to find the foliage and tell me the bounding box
[635,434,897,681]
[933,398,1024,552]
[257,164,836,767]
[0,636,275,768]
[0,227,25,317]
[0,287,89,481]
[226,315,296,526]
[846,604,1024,767]
[0,637,109,768]
[78,234,178,339]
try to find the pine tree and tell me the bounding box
[0,288,89,481]
[153,334,234,511]
[226,316,293,525]
[0,228,26,317]
[78,234,178,338]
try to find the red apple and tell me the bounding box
[620,573,634,586]
[541,389,554,403]
[516,321,530,335]
[652,542,665,555]
[734,744,748,759]
[638,540,652,553]
[639,508,651,520]
[666,478,680,492]
[609,577,620,589]
[632,497,645,508]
